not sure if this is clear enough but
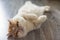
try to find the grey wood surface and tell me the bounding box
[0,0,60,40]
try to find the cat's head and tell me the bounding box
[7,19,25,38]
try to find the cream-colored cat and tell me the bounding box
[8,1,50,38]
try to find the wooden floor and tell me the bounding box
[1,0,60,40]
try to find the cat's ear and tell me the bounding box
[8,19,12,24]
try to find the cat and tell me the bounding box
[8,1,50,38]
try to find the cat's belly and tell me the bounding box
[25,21,35,33]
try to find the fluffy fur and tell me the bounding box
[8,1,50,38]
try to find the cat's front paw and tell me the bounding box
[17,27,27,38]
[17,31,27,38]
[45,6,50,12]
[39,15,47,23]
[36,15,47,24]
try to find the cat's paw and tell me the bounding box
[38,15,47,23]
[17,26,27,38]
[45,6,50,11]
[17,31,27,38]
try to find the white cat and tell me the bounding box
[8,1,50,38]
